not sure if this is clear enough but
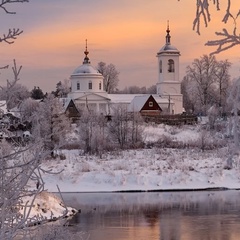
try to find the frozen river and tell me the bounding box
[62,190,240,240]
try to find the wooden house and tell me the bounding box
[128,95,162,116]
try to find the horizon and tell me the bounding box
[0,0,239,92]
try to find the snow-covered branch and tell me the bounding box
[205,27,240,55]
[0,28,23,44]
[0,0,29,44]
[179,0,240,54]
[193,0,212,35]
[0,0,29,14]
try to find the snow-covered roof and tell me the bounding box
[108,94,139,104]
[128,95,151,112]
[157,25,180,54]
[108,94,171,104]
[71,63,101,76]
[158,44,180,54]
[59,98,72,111]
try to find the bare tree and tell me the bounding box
[178,0,240,54]
[108,105,144,149]
[0,2,77,239]
[214,59,231,112]
[225,77,240,169]
[32,94,72,157]
[0,60,30,109]
[0,0,28,45]
[207,104,219,129]
[130,112,144,148]
[19,98,40,122]
[184,54,231,114]
[52,79,70,98]
[185,55,219,114]
[108,105,130,149]
[0,139,50,239]
[78,110,108,156]
[97,62,119,93]
[181,76,195,113]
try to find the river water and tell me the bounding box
[62,190,240,240]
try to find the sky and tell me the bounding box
[0,0,239,92]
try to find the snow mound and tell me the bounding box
[20,191,77,225]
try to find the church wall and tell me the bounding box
[158,54,179,83]
[68,30,184,116]
[71,75,104,92]
[158,94,183,114]
[74,99,109,115]
[157,82,181,96]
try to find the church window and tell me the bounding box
[168,59,174,72]
[99,82,102,90]
[77,82,80,90]
[89,81,92,90]
[159,60,162,73]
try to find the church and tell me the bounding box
[66,26,183,116]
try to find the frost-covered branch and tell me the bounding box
[0,28,23,44]
[193,0,212,35]
[0,142,45,239]
[0,0,29,14]
[0,59,26,109]
[0,0,29,44]
[205,27,240,54]
[178,0,240,53]
[0,65,9,70]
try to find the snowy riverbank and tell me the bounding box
[38,122,240,193]
[24,122,240,225]
[41,147,240,193]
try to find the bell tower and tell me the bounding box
[156,23,183,114]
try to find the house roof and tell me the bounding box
[59,98,72,112]
[108,94,171,104]
[128,95,152,112]
[108,94,145,104]
[75,92,111,101]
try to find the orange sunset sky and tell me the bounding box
[0,0,239,92]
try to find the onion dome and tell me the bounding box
[157,23,180,55]
[71,39,101,76]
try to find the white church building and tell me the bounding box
[67,26,183,115]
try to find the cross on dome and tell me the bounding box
[166,21,171,45]
[83,39,90,64]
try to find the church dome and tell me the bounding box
[71,40,102,76]
[72,63,101,75]
[157,25,180,55]
[158,44,179,53]
[70,40,105,93]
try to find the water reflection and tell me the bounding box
[62,191,240,240]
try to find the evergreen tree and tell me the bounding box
[30,86,44,100]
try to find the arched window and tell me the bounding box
[77,82,80,90]
[168,59,174,72]
[159,60,162,73]
[99,82,102,90]
[89,81,92,90]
